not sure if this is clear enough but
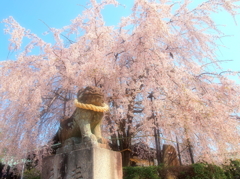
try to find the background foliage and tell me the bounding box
[123,160,240,179]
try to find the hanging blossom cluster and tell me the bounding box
[0,0,240,167]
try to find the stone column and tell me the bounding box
[42,144,122,179]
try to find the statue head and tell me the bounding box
[77,86,104,106]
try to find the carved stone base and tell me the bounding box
[42,145,122,179]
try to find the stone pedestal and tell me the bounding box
[42,144,122,179]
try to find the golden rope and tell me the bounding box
[74,99,109,112]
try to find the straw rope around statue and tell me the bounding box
[74,99,109,112]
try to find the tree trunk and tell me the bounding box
[122,149,131,167]
[176,137,182,165]
[154,127,161,165]
[187,139,194,164]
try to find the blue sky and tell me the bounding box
[0,0,240,82]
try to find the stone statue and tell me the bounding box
[53,86,109,148]
[43,87,122,179]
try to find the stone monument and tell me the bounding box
[42,86,122,179]
[162,144,179,167]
